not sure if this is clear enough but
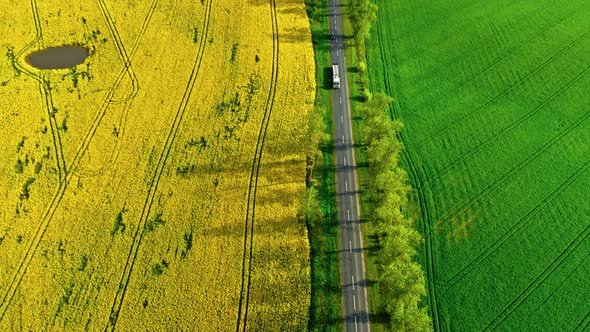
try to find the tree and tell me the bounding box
[361,90,433,331]
[351,0,378,40]
[357,60,367,74]
[362,92,395,145]
[381,260,432,332]
[366,136,403,173]
[305,0,322,21]
[306,106,329,184]
[379,223,422,262]
[298,186,323,228]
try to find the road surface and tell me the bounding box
[328,1,371,331]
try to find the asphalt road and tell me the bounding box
[328,1,371,331]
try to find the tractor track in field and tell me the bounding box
[437,109,590,228]
[443,159,590,288]
[77,0,160,177]
[30,0,67,183]
[574,305,590,331]
[410,2,588,115]
[13,0,67,183]
[391,0,548,76]
[103,0,213,330]
[40,75,67,182]
[0,0,158,322]
[431,52,590,181]
[235,0,279,330]
[529,250,590,321]
[370,2,590,331]
[482,218,590,331]
[414,19,590,150]
[375,16,442,332]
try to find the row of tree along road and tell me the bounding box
[305,0,434,331]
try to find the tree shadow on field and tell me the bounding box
[243,208,326,330]
[206,191,301,238]
[279,6,308,17]
[360,278,379,288]
[282,27,313,44]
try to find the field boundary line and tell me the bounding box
[0,0,159,322]
[444,159,590,287]
[235,0,280,330]
[103,0,213,330]
[482,221,590,331]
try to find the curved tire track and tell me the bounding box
[0,0,158,322]
[76,0,160,177]
[14,0,67,182]
[103,1,213,330]
[32,0,67,181]
[234,0,279,330]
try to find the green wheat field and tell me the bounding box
[366,0,590,330]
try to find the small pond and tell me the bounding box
[25,45,89,69]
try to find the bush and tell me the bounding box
[360,87,372,102]
[15,159,24,174]
[357,60,367,74]
[20,177,35,200]
[146,213,165,232]
[110,208,126,236]
[181,230,193,259]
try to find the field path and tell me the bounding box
[234,0,280,330]
[0,0,158,321]
[103,0,214,329]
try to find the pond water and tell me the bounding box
[25,46,89,69]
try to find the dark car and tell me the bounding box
[329,34,336,40]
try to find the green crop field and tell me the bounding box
[366,0,590,330]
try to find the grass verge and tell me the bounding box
[306,1,343,331]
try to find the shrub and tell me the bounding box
[146,213,165,232]
[15,159,24,174]
[111,208,126,236]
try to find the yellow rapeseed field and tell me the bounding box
[0,0,315,330]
